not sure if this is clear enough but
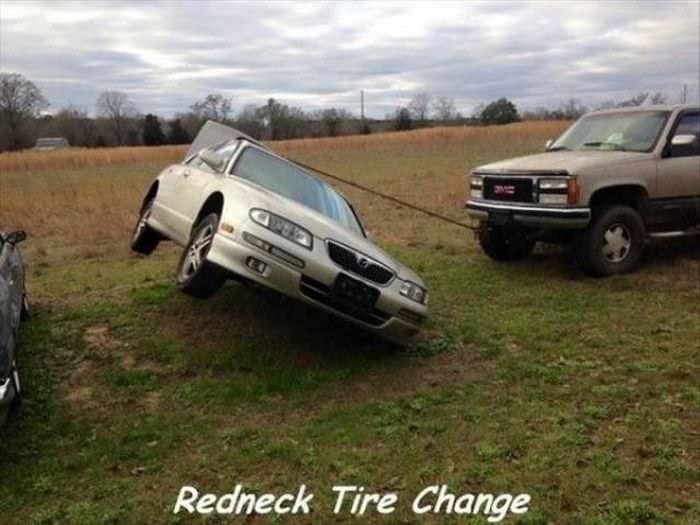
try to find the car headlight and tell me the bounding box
[400,280,428,305]
[537,177,579,205]
[249,209,313,250]
[470,174,483,199]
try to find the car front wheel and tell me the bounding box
[478,224,535,261]
[576,205,645,277]
[176,213,227,299]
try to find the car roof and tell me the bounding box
[589,103,698,115]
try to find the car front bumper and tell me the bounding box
[466,199,591,229]
[205,222,427,344]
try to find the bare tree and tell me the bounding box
[0,72,49,150]
[191,93,233,123]
[408,93,431,123]
[617,92,667,107]
[50,106,96,146]
[96,91,136,145]
[432,96,457,121]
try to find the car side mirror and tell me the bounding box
[199,149,225,171]
[6,230,27,245]
[545,139,554,151]
[671,134,697,147]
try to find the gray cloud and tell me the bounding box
[1,0,698,117]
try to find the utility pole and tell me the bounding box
[361,90,365,121]
[681,84,688,104]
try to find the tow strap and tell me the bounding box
[289,158,478,232]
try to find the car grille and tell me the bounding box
[483,177,534,203]
[326,241,394,285]
[299,275,390,327]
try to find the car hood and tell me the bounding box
[474,150,654,175]
[232,180,425,286]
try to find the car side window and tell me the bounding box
[670,113,700,157]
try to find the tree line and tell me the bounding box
[0,71,677,151]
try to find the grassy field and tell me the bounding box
[0,122,698,524]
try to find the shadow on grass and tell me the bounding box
[129,279,420,406]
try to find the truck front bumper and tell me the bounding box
[466,200,591,229]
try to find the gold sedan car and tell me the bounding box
[131,122,427,343]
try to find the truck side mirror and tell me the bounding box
[671,134,697,147]
[6,230,27,245]
[666,134,698,157]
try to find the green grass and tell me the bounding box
[0,129,698,524]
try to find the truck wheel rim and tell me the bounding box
[602,223,631,263]
[11,360,19,394]
[181,224,214,280]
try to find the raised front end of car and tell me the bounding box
[205,206,428,344]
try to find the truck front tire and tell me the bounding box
[576,205,645,277]
[478,224,535,261]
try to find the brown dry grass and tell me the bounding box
[0,144,187,172]
[0,121,567,172]
[0,121,570,262]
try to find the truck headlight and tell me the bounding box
[249,209,313,250]
[470,174,483,199]
[400,280,427,305]
[538,177,578,205]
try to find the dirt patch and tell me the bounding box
[63,360,99,410]
[83,324,124,351]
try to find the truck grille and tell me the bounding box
[299,275,390,327]
[483,177,534,203]
[326,241,394,285]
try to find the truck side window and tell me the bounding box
[670,113,700,157]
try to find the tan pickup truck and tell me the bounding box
[466,105,699,276]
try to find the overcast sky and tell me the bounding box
[1,0,698,118]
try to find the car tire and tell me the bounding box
[478,223,535,261]
[131,198,160,255]
[9,358,21,414]
[576,205,645,277]
[20,293,30,321]
[176,213,227,299]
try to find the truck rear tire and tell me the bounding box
[576,205,645,277]
[478,224,535,261]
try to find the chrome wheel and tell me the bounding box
[602,223,631,263]
[180,224,214,280]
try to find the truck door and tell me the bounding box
[655,111,700,228]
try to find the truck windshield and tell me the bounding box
[233,146,365,236]
[552,110,669,153]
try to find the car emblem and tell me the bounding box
[357,255,371,268]
[494,184,516,195]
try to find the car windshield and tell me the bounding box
[233,146,364,235]
[552,110,669,153]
